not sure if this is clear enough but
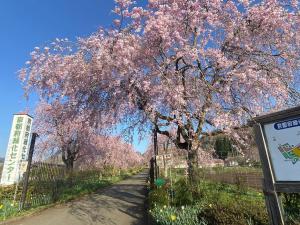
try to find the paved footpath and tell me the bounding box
[2,172,148,225]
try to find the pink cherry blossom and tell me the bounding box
[20,0,300,178]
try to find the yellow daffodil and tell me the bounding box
[163,205,167,209]
[0,205,3,210]
[170,214,177,221]
[292,146,300,157]
[209,204,212,208]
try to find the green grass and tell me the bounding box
[149,180,268,225]
[57,176,122,202]
[149,177,299,225]
[150,205,205,225]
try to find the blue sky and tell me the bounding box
[0,0,148,157]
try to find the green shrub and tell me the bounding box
[214,136,233,160]
[282,193,300,225]
[149,188,169,208]
[173,179,194,206]
[0,200,19,220]
[0,186,16,201]
[149,179,271,225]
[101,166,115,177]
[148,164,280,225]
[199,197,268,225]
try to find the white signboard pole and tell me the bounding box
[0,114,33,185]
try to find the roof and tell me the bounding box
[14,112,33,118]
[250,105,300,125]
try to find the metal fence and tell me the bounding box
[0,159,113,212]
[22,162,66,208]
[198,167,263,190]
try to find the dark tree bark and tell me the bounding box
[61,137,80,175]
[187,146,199,183]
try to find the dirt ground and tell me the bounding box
[2,172,148,225]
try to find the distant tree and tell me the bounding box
[215,137,233,160]
[77,135,144,170]
[34,101,95,173]
[35,102,143,172]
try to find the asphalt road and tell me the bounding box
[2,172,148,225]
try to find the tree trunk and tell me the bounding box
[187,147,198,184]
[65,160,74,187]
[62,151,75,187]
[65,160,74,174]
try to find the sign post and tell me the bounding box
[1,113,33,185]
[252,106,300,225]
[19,133,38,210]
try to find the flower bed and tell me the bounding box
[148,178,269,225]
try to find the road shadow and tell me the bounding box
[68,172,148,225]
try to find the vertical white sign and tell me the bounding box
[264,117,300,181]
[0,114,33,185]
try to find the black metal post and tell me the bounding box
[149,158,155,187]
[153,127,159,179]
[19,133,38,210]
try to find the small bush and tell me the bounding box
[0,200,19,220]
[148,188,169,208]
[214,136,233,160]
[173,179,194,206]
[199,197,268,225]
[0,185,18,200]
[282,193,300,225]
